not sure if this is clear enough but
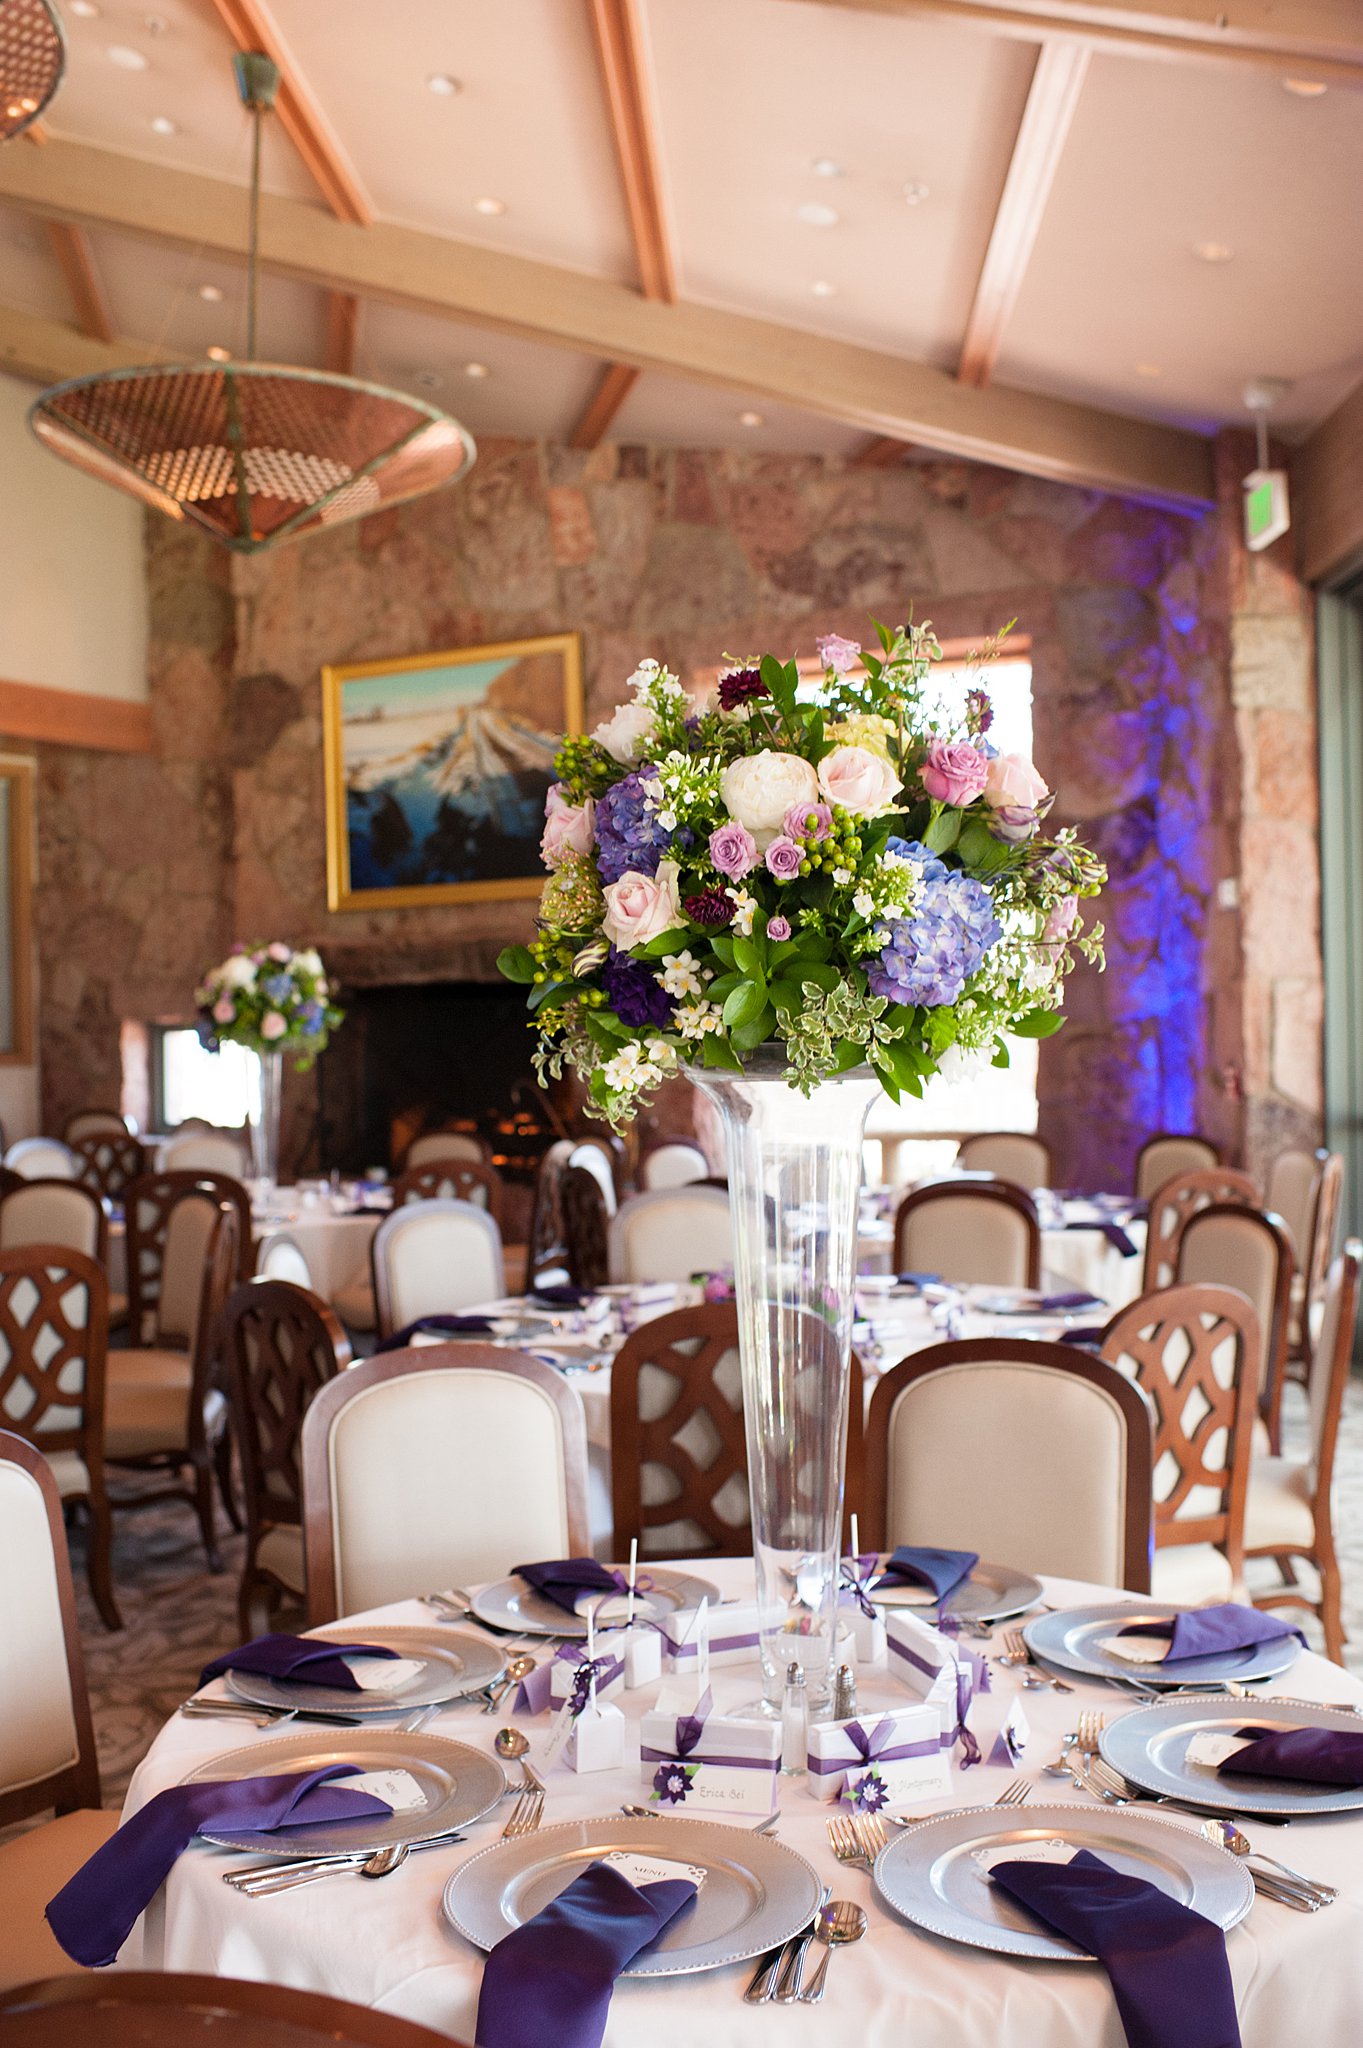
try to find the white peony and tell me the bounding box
[218,955,257,990]
[593,699,658,765]
[720,750,819,851]
[296,948,324,977]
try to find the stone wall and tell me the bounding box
[26,433,1321,1186]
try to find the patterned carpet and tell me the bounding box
[46,1382,1363,1814]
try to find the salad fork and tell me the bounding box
[500,1787,544,1839]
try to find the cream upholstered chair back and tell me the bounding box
[892,1181,1041,1289]
[1265,1149,1321,1263]
[865,1339,1154,1590]
[0,1181,105,1262]
[160,1130,247,1177]
[955,1132,1051,1187]
[156,1191,221,1348]
[257,1233,315,1290]
[1307,1243,1362,1474]
[1175,1203,1292,1423]
[0,1431,99,1821]
[370,1199,505,1338]
[640,1141,710,1192]
[1135,1134,1220,1201]
[569,1141,618,1217]
[4,1140,76,1183]
[61,1109,129,1145]
[301,1347,590,1621]
[406,1131,487,1169]
[609,1187,733,1283]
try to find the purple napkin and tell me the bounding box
[894,1270,942,1289]
[1118,1605,1305,1665]
[532,1283,592,1308]
[373,1313,496,1354]
[46,1765,391,1967]
[1038,1290,1105,1311]
[474,1860,696,2048]
[512,1557,622,1614]
[990,1849,1241,2048]
[1219,1726,1363,1788]
[872,1546,978,1603]
[198,1632,401,1691]
[1066,1217,1140,1258]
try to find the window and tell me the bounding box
[153,1026,254,1130]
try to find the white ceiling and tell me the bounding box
[12,0,1363,455]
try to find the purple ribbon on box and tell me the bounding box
[640,1688,778,1774]
[668,1622,761,1661]
[566,1653,621,1719]
[839,1553,880,1621]
[807,1714,942,1780]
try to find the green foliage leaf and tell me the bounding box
[794,962,840,993]
[701,1035,743,1071]
[1011,1008,1065,1039]
[709,935,736,969]
[922,807,961,855]
[722,979,768,1030]
[732,934,765,978]
[731,1004,776,1051]
[496,945,537,985]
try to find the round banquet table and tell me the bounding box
[120,1561,1363,2045]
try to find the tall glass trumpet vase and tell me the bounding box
[249,1047,284,1195]
[686,1049,879,1713]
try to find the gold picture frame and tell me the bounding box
[323,632,584,912]
[0,756,35,1064]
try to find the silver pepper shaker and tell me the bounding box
[780,1659,808,1775]
[832,1662,858,1723]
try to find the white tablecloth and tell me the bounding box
[120,1562,1363,2045]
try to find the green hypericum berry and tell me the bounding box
[799,860,811,876]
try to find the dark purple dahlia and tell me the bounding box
[717,665,769,712]
[683,887,731,926]
[602,949,674,1029]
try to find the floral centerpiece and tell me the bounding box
[196,944,343,1190]
[500,621,1104,1120]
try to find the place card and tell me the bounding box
[974,1839,1074,1874]
[344,1769,426,1813]
[639,1702,781,1817]
[343,1656,426,1692]
[605,1852,708,1891]
[986,1698,1030,1769]
[1185,1731,1251,1771]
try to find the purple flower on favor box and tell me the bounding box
[709,820,760,880]
[766,915,791,942]
[602,949,674,1029]
[816,633,861,675]
[595,771,672,885]
[784,800,833,843]
[653,1762,692,1806]
[848,1769,888,1814]
[764,836,802,881]
[717,665,769,712]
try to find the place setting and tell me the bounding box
[1023,1601,1308,1695]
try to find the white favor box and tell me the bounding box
[620,1621,662,1688]
[663,1602,762,1671]
[806,1701,949,1804]
[565,1698,626,1773]
[549,1637,626,1708]
[885,1611,974,1744]
[639,1701,782,1816]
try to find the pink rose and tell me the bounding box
[212,997,235,1024]
[921,739,989,808]
[764,836,802,881]
[267,942,291,963]
[766,915,792,942]
[1044,894,1079,943]
[816,633,861,675]
[709,820,760,880]
[540,784,595,868]
[601,859,685,950]
[260,1011,288,1040]
[984,752,1048,813]
[817,744,900,817]
[784,799,833,842]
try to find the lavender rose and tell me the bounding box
[764,836,803,881]
[709,820,760,880]
[766,914,792,942]
[921,739,989,808]
[816,632,861,675]
[784,799,833,842]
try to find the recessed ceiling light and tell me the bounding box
[413,369,443,390]
[206,346,231,362]
[810,279,836,297]
[70,1,99,15]
[106,43,148,69]
[1193,240,1234,263]
[474,197,506,216]
[198,283,224,303]
[795,201,839,227]
[427,73,460,96]
[1135,362,1162,378]
[811,157,843,178]
[144,13,168,33]
[1282,77,1327,96]
[902,181,930,206]
[738,410,764,428]
[149,114,178,135]
[463,361,490,379]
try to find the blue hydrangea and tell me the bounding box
[867,849,1002,1008]
[262,973,293,1002]
[594,769,672,884]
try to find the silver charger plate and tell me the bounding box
[871,1560,1043,1625]
[1023,1603,1302,1690]
[873,1803,1252,1961]
[224,1627,505,1717]
[187,1729,506,1857]
[443,1814,821,1976]
[473,1566,721,1640]
[1101,1696,1363,1818]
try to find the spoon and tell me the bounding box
[495,1725,545,1790]
[1199,1819,1336,1901]
[799,1899,867,2004]
[1042,1732,1080,1777]
[483,1654,536,1713]
[422,1588,473,1621]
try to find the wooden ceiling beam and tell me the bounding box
[957,40,1088,390]
[1292,376,1363,584]
[771,0,1363,85]
[207,0,372,225]
[587,0,676,303]
[569,362,640,449]
[0,303,174,386]
[0,140,1215,510]
[44,220,114,344]
[324,290,360,375]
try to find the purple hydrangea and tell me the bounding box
[595,770,671,884]
[602,949,674,1029]
[868,846,1002,1007]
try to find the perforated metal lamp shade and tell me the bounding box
[30,360,477,552]
[1,0,64,139]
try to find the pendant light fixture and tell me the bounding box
[30,52,476,552]
[1,0,64,140]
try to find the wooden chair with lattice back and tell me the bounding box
[71,1132,147,1205]
[0,1246,119,1630]
[559,1163,610,1292]
[1281,1150,1343,1389]
[124,1169,254,1342]
[390,1156,504,1229]
[222,1276,351,1636]
[1140,1166,1259,1294]
[526,1139,574,1283]
[609,1301,865,1560]
[1099,1282,1259,1606]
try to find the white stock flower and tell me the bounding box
[728,887,758,937]
[218,955,257,990]
[853,891,875,917]
[658,950,705,999]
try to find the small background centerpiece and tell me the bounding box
[197,943,343,1190]
[502,622,1104,1711]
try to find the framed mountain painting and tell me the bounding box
[322,631,584,911]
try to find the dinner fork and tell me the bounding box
[500,1787,544,1839]
[888,1780,1031,1828]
